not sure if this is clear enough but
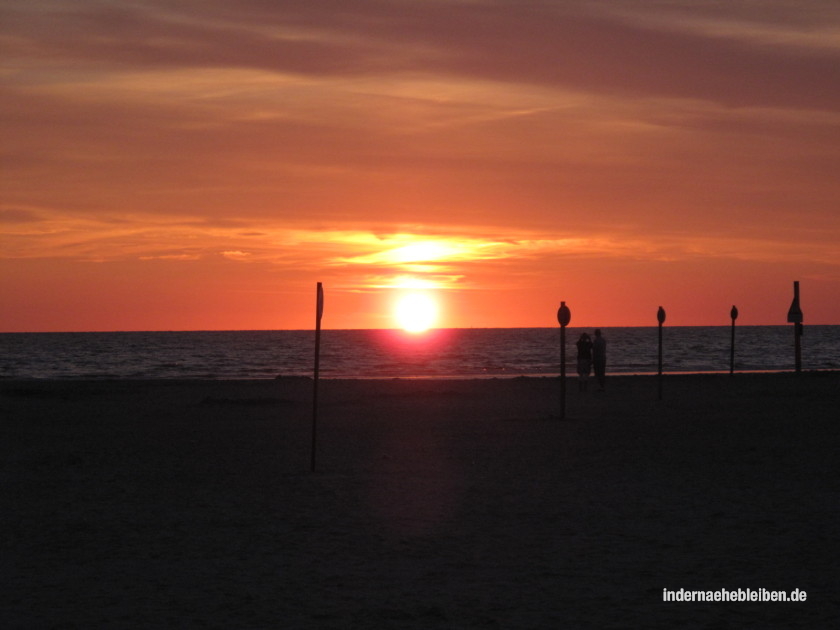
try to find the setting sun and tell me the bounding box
[394,292,438,333]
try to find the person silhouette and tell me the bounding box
[592,329,606,391]
[576,333,593,392]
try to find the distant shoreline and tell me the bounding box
[2,323,839,334]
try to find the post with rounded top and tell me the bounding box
[657,306,666,400]
[787,281,803,373]
[557,301,571,420]
[311,282,324,472]
[730,305,738,376]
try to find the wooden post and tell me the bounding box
[787,281,803,374]
[657,306,666,400]
[730,305,738,376]
[557,301,571,420]
[311,282,324,472]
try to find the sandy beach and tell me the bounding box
[2,373,838,628]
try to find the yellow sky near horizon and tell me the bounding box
[2,0,839,330]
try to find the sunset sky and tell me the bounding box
[2,0,839,331]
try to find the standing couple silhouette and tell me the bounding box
[576,329,606,392]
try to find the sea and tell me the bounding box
[1,326,838,380]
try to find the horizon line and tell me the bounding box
[2,323,837,334]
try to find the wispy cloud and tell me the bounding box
[5,209,834,290]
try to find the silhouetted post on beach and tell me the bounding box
[557,301,571,420]
[657,306,666,400]
[730,305,738,376]
[787,281,803,373]
[311,282,324,472]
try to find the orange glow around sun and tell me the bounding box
[3,2,840,332]
[394,292,439,333]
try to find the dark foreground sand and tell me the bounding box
[2,373,839,628]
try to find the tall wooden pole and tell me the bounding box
[557,301,571,420]
[730,305,738,376]
[657,306,666,400]
[787,281,803,374]
[311,282,324,472]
